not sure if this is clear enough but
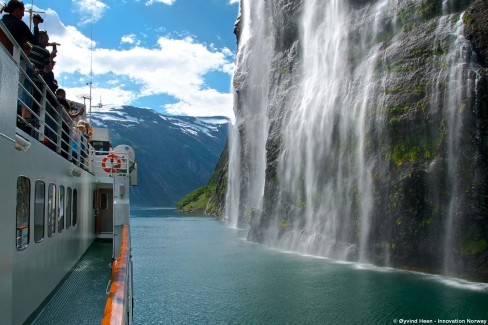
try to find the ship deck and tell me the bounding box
[29,240,113,325]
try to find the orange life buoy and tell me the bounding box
[102,154,122,173]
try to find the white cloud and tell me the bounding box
[165,89,234,122]
[145,0,176,5]
[229,0,239,4]
[42,8,235,121]
[121,34,140,46]
[68,86,137,114]
[72,0,109,25]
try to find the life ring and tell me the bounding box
[102,154,122,173]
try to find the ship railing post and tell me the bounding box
[67,118,73,162]
[55,101,62,155]
[37,82,46,142]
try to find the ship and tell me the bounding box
[1,19,137,325]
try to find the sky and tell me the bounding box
[23,0,240,121]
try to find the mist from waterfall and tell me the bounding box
[226,0,483,277]
[273,0,402,261]
[434,12,481,273]
[225,0,274,228]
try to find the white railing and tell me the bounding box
[92,150,131,177]
[1,21,94,172]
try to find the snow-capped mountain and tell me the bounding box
[90,106,229,207]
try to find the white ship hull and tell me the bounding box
[1,20,134,325]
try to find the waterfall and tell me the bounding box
[225,0,274,228]
[227,0,486,278]
[435,13,481,274]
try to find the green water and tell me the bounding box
[131,208,488,325]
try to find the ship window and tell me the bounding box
[34,180,45,242]
[16,176,30,250]
[66,187,72,229]
[73,189,78,226]
[92,141,110,155]
[93,190,96,210]
[59,186,65,232]
[47,184,56,237]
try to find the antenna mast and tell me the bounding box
[28,0,45,30]
[87,19,93,123]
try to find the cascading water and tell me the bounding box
[225,0,274,228]
[227,0,487,279]
[435,11,482,274]
[269,0,405,262]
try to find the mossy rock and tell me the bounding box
[464,0,488,67]
[461,239,488,255]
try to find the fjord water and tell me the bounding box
[131,209,488,324]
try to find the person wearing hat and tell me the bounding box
[77,120,86,131]
[76,120,90,168]
[1,0,42,52]
[71,120,87,163]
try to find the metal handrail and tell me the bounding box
[93,150,132,176]
[1,21,94,172]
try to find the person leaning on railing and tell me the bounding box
[1,0,43,135]
[76,120,90,169]
[0,0,41,54]
[56,88,83,159]
[28,29,59,147]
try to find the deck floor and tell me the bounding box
[30,241,113,325]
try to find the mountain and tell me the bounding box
[89,105,229,207]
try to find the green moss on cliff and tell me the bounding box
[177,143,229,216]
[461,238,488,255]
[280,218,290,229]
[463,12,474,25]
[391,143,432,167]
[461,228,488,255]
[417,0,441,20]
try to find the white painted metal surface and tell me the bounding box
[1,20,136,325]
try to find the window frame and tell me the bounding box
[66,187,72,229]
[47,183,56,237]
[16,176,31,250]
[34,180,46,243]
[58,185,65,232]
[73,189,78,226]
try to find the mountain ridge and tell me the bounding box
[89,105,229,207]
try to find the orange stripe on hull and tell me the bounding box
[102,225,130,325]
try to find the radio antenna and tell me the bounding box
[28,0,45,30]
[87,18,93,123]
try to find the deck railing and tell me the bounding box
[1,21,94,172]
[91,150,132,177]
[102,225,133,325]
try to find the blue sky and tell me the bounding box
[26,0,239,120]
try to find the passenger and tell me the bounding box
[71,122,86,163]
[83,120,93,142]
[29,30,56,74]
[43,59,58,93]
[2,1,42,135]
[56,88,83,159]
[56,88,84,120]
[29,30,57,142]
[77,120,89,168]
[0,0,41,53]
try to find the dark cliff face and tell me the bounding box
[464,0,488,68]
[224,0,488,280]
